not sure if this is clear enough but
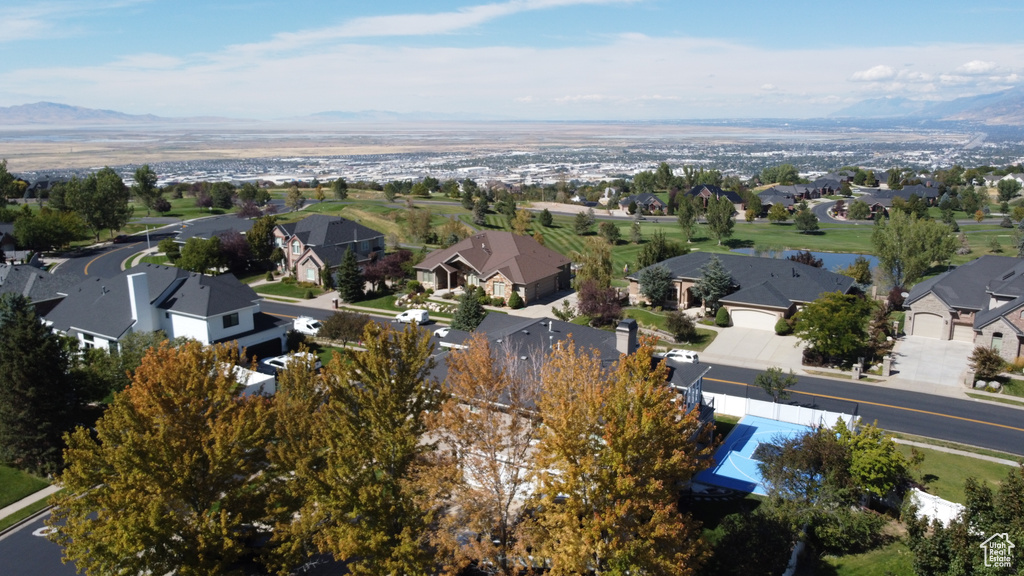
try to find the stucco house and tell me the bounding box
[906,255,1024,361]
[628,252,856,330]
[415,231,570,305]
[44,264,289,357]
[274,214,385,285]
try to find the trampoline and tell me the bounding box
[695,415,812,496]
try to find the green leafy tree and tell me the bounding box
[839,255,873,285]
[177,236,224,274]
[767,203,789,223]
[676,195,698,241]
[285,185,305,211]
[523,338,713,575]
[997,178,1022,203]
[460,187,475,210]
[666,310,697,343]
[794,208,820,233]
[871,210,957,287]
[63,167,134,240]
[637,264,674,306]
[335,247,364,302]
[794,292,874,362]
[0,159,17,201]
[131,165,161,216]
[630,219,642,244]
[691,255,732,313]
[290,323,442,576]
[598,220,620,244]
[959,185,983,215]
[451,288,488,331]
[472,197,489,226]
[705,195,735,245]
[887,168,904,190]
[754,366,797,403]
[13,206,86,251]
[0,294,74,474]
[746,194,763,220]
[833,420,908,498]
[538,208,553,227]
[247,215,277,267]
[846,200,871,220]
[654,162,675,189]
[574,208,596,235]
[761,164,799,185]
[570,236,613,289]
[210,182,236,209]
[48,342,279,576]
[636,229,685,269]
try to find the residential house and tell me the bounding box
[758,188,797,213]
[274,214,386,285]
[415,230,570,305]
[44,263,289,356]
[618,192,667,214]
[906,255,1024,361]
[0,263,80,316]
[433,314,715,425]
[1002,173,1024,187]
[628,252,856,330]
[685,185,745,214]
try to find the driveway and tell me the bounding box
[889,336,973,389]
[701,327,805,372]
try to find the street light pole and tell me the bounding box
[146,226,150,250]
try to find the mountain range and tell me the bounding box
[2,88,1024,126]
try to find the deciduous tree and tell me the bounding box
[177,236,224,274]
[598,220,620,244]
[871,210,957,287]
[705,195,735,245]
[636,229,685,269]
[846,200,871,220]
[570,236,613,289]
[62,167,134,240]
[247,215,277,267]
[794,208,819,233]
[48,342,278,576]
[131,165,161,216]
[754,366,797,402]
[575,279,622,326]
[285,185,305,211]
[997,179,1021,203]
[523,338,713,575]
[794,292,874,363]
[677,195,698,241]
[574,208,596,235]
[511,208,533,236]
[331,177,348,200]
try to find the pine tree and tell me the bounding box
[692,255,733,313]
[335,247,364,302]
[0,294,74,474]
[451,289,488,331]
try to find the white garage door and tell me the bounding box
[730,309,778,331]
[952,323,975,343]
[912,313,944,339]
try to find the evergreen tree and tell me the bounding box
[794,209,820,233]
[538,208,553,227]
[451,289,488,331]
[692,255,733,313]
[0,294,74,474]
[335,247,364,302]
[331,177,348,200]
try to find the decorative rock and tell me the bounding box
[988,381,1003,392]
[975,380,987,389]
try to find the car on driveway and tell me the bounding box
[653,349,699,363]
[259,351,323,374]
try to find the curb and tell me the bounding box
[0,504,55,542]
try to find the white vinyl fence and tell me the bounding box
[705,392,859,429]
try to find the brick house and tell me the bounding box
[273,215,385,285]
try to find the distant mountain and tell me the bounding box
[0,102,244,126]
[831,88,1024,125]
[283,109,503,123]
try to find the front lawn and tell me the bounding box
[820,540,914,576]
[895,444,1015,503]
[0,465,49,508]
[254,281,324,299]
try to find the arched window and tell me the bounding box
[992,332,1004,354]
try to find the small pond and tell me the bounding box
[730,248,878,272]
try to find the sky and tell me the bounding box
[1,0,1023,121]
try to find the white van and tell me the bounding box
[395,309,429,324]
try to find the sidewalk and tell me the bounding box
[0,485,60,524]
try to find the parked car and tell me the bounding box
[654,349,699,364]
[433,326,450,338]
[112,234,132,244]
[292,316,322,336]
[259,352,323,374]
[395,309,429,324]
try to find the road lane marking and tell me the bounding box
[266,312,298,319]
[83,242,141,276]
[705,377,1024,433]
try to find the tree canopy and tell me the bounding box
[637,264,674,305]
[691,255,732,312]
[794,292,874,362]
[871,210,957,287]
[704,195,735,245]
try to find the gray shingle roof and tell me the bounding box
[685,185,743,204]
[0,264,80,303]
[45,264,259,339]
[906,255,1022,311]
[277,214,382,247]
[630,252,854,307]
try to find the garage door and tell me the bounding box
[952,323,975,343]
[912,313,944,339]
[729,309,778,331]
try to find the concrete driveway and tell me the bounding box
[701,327,805,372]
[890,336,973,388]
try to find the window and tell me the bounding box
[493,281,505,297]
[82,333,95,350]
[223,312,240,329]
[275,238,283,247]
[291,241,301,255]
[467,274,478,286]
[360,241,369,252]
[306,268,316,281]
[422,271,434,284]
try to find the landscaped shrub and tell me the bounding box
[666,310,697,343]
[715,307,730,327]
[441,291,455,300]
[969,346,1006,380]
[304,289,314,299]
[264,271,274,282]
[282,276,296,285]
[490,297,505,307]
[811,508,887,555]
[406,280,423,294]
[774,317,792,335]
[285,330,307,352]
[507,291,524,309]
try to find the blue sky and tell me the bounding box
[1,0,1022,120]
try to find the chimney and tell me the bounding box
[127,272,154,333]
[616,319,638,355]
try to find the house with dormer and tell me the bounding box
[618,192,667,214]
[44,264,289,357]
[684,185,746,214]
[273,214,385,285]
[415,231,570,305]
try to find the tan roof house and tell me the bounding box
[415,231,570,305]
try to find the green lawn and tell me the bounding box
[896,444,1016,503]
[821,540,915,576]
[253,281,324,299]
[0,465,49,508]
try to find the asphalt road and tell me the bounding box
[0,513,78,576]
[53,232,175,280]
[705,364,1024,457]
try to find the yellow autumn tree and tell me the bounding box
[523,338,715,575]
[429,333,543,575]
[48,341,277,576]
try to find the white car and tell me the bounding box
[433,326,451,338]
[654,349,699,364]
[292,316,322,336]
[260,352,323,374]
[395,309,429,324]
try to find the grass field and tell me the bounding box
[0,465,49,509]
[253,281,324,299]
[820,540,915,576]
[897,444,1016,503]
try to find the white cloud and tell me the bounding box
[0,1,150,43]
[957,60,996,74]
[760,84,777,91]
[850,65,897,82]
